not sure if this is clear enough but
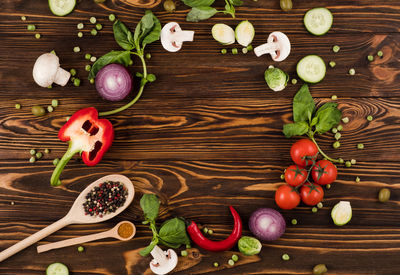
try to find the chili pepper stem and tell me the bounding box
[50,142,81,186]
[308,133,340,163]
[99,53,147,116]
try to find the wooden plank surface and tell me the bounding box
[0,0,400,274]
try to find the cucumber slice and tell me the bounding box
[211,24,235,45]
[46,262,69,275]
[304,7,333,36]
[296,55,326,83]
[48,0,76,16]
[331,201,352,226]
[235,20,255,47]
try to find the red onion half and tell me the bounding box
[249,208,286,241]
[95,64,132,101]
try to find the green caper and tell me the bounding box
[280,0,292,12]
[32,106,46,116]
[378,188,390,203]
[313,264,328,275]
[163,0,176,12]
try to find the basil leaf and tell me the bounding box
[182,0,215,7]
[315,106,342,134]
[88,50,131,79]
[139,239,158,256]
[186,6,218,22]
[142,11,161,47]
[158,238,182,249]
[113,20,135,50]
[315,102,338,116]
[283,122,309,138]
[293,84,315,123]
[158,218,190,246]
[310,116,319,127]
[134,11,154,47]
[140,194,160,221]
[229,0,243,6]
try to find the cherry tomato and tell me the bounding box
[285,165,307,187]
[300,183,324,206]
[290,139,318,167]
[312,160,337,185]
[275,185,300,210]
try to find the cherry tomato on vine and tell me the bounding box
[275,185,300,210]
[290,139,318,167]
[312,160,337,185]
[300,183,324,206]
[284,165,307,187]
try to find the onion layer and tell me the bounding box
[249,208,286,241]
[95,64,132,101]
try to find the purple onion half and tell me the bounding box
[95,64,132,101]
[248,208,286,241]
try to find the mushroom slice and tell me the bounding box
[161,22,195,52]
[149,245,178,275]
[32,53,70,87]
[254,31,291,62]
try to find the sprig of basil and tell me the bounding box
[182,0,242,21]
[113,20,135,50]
[182,0,215,7]
[186,6,218,22]
[88,50,131,79]
[293,84,315,123]
[283,121,309,138]
[140,194,160,221]
[158,218,190,247]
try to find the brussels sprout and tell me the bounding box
[264,67,289,91]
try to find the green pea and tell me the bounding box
[367,115,373,121]
[313,264,328,275]
[78,246,84,252]
[85,53,91,60]
[27,24,36,31]
[232,48,238,54]
[377,50,383,57]
[242,47,248,54]
[53,158,60,166]
[312,207,318,213]
[357,143,364,149]
[91,29,97,36]
[333,141,340,149]
[15,103,21,109]
[21,16,27,21]
[332,45,340,53]
[74,78,81,87]
[47,106,54,113]
[355,176,360,183]
[208,229,213,235]
[342,117,349,123]
[213,262,219,267]
[186,244,191,249]
[44,149,50,154]
[90,78,95,84]
[203,227,208,234]
[280,0,292,12]
[331,95,337,100]
[77,23,84,29]
[378,188,390,203]
[51,99,59,107]
[338,158,344,164]
[349,68,355,75]
[282,253,290,260]
[280,174,285,180]
[95,23,102,30]
[29,156,36,163]
[30,149,36,155]
[326,184,331,189]
[90,17,97,24]
[291,78,297,85]
[32,106,45,117]
[163,0,176,12]
[146,53,151,59]
[329,61,336,68]
[48,85,52,89]
[35,152,43,159]
[332,128,337,134]
[73,46,81,53]
[147,74,156,82]
[109,14,116,22]
[77,32,83,38]
[35,33,41,39]
[291,219,297,225]
[350,159,356,165]
[335,132,341,140]
[85,64,91,71]
[231,254,239,262]
[247,45,253,51]
[221,48,227,54]
[181,250,188,257]
[345,161,352,168]
[70,68,77,76]
[367,55,374,62]
[228,259,235,266]
[337,125,343,131]
[317,202,323,209]
[90,56,97,62]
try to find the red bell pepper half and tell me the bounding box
[50,107,114,186]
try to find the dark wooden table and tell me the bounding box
[1,0,399,274]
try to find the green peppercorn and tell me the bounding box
[378,188,390,203]
[53,158,60,166]
[326,184,331,189]
[335,132,341,140]
[337,125,343,131]
[51,99,59,107]
[313,264,328,275]
[232,254,239,262]
[312,207,318,213]
[291,219,297,225]
[291,78,297,85]
[221,48,227,54]
[345,161,352,168]
[109,14,116,22]
[77,246,84,252]
[377,50,383,57]
[181,250,188,257]
[367,55,374,62]
[342,117,349,123]
[282,253,290,260]
[357,143,364,149]
[228,259,235,266]
[15,103,21,109]
[331,95,337,100]
[32,106,46,117]
[29,156,36,163]
[232,48,238,54]
[213,262,219,267]
[333,141,340,149]
[74,78,81,87]
[317,202,323,209]
[35,152,43,159]
[367,115,373,121]
[355,176,360,183]
[163,0,176,12]
[47,106,54,113]
[329,61,336,68]
[30,149,36,155]
[146,53,151,59]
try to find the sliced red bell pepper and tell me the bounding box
[50,107,114,186]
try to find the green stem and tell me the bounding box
[308,133,340,163]
[50,142,80,186]
[99,53,148,117]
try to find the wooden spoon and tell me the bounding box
[37,221,136,253]
[0,174,134,262]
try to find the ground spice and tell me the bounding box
[118,222,134,238]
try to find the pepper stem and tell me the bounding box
[50,142,81,186]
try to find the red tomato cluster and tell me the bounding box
[275,139,337,210]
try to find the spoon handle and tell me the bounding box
[0,217,70,262]
[37,230,112,253]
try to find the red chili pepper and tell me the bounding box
[187,206,242,252]
[50,107,114,186]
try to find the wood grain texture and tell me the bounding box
[0,0,400,274]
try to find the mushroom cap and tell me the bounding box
[33,53,60,87]
[149,249,178,275]
[267,31,291,62]
[161,22,183,52]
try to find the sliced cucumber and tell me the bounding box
[304,7,333,36]
[49,0,76,16]
[46,262,69,275]
[331,201,352,226]
[235,20,255,47]
[296,55,326,83]
[211,24,235,45]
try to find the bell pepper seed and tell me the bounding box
[208,229,213,235]
[85,53,91,60]
[367,55,374,62]
[109,14,116,22]
[27,24,36,31]
[51,99,59,107]
[291,218,297,225]
[357,143,364,149]
[329,61,336,68]
[282,254,290,261]
[85,65,91,72]
[90,17,97,24]
[29,156,36,163]
[228,259,235,266]
[15,103,21,109]
[335,132,341,140]
[90,78,95,84]
[280,174,285,180]
[203,227,208,234]
[332,45,340,53]
[377,50,383,57]
[345,161,352,168]
[77,23,84,29]
[181,250,188,257]
[91,29,98,36]
[146,53,151,59]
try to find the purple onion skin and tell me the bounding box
[95,64,132,102]
[249,208,286,241]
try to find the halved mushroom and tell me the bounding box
[149,245,178,275]
[161,22,194,52]
[254,32,291,62]
[32,52,70,87]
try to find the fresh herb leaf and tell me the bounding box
[113,20,135,50]
[229,0,243,6]
[139,239,158,256]
[315,106,342,134]
[158,218,190,246]
[293,84,315,123]
[315,102,338,116]
[140,194,160,221]
[186,6,218,22]
[182,0,215,7]
[142,11,161,47]
[283,121,309,138]
[89,50,131,79]
[134,11,154,47]
[224,3,234,16]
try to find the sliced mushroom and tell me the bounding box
[254,32,291,62]
[149,245,178,275]
[32,52,70,87]
[161,22,194,52]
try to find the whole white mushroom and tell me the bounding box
[32,53,70,87]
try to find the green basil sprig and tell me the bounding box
[182,0,242,22]
[139,194,190,257]
[89,10,161,116]
[283,84,342,163]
